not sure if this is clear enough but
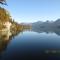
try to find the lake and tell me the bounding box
[0,30,60,60]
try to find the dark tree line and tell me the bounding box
[0,0,7,5]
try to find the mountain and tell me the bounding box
[20,23,31,26]
[0,7,12,29]
[0,7,23,32]
[32,19,60,35]
[32,19,60,29]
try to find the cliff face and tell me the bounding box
[0,7,12,30]
[0,7,24,33]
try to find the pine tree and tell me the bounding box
[0,0,7,5]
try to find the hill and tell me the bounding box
[32,19,60,29]
[0,7,23,33]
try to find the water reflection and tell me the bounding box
[32,27,60,36]
[0,31,11,52]
[0,26,31,56]
[0,30,22,56]
[0,26,60,60]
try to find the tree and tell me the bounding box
[0,0,7,5]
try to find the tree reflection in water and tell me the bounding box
[0,26,31,59]
[0,30,21,59]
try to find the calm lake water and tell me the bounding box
[0,30,60,60]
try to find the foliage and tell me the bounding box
[0,7,31,32]
[0,0,7,5]
[0,7,12,22]
[0,7,13,29]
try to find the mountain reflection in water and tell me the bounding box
[32,27,60,36]
[0,27,60,60]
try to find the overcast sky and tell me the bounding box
[3,0,60,23]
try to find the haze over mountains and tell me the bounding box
[32,19,60,29]
[32,19,60,35]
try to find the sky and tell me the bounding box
[2,0,60,23]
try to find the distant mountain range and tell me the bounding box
[20,23,32,27]
[32,19,60,29]
[31,19,60,35]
